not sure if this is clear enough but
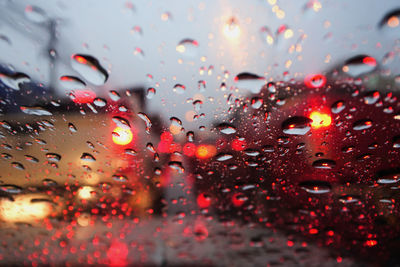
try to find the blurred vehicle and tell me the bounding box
[185,75,400,263]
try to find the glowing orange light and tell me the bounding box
[112,127,133,145]
[388,16,400,28]
[196,145,216,159]
[309,111,332,128]
[74,55,87,64]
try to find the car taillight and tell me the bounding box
[70,89,96,104]
[309,111,332,129]
[195,145,216,159]
[112,127,133,145]
[183,143,196,157]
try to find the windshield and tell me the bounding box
[0,0,400,266]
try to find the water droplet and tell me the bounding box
[137,112,152,132]
[0,184,22,194]
[187,131,195,142]
[46,153,61,162]
[251,97,263,109]
[42,178,58,187]
[124,148,137,156]
[339,195,360,204]
[312,159,336,169]
[342,55,377,77]
[377,173,400,184]
[234,72,265,93]
[379,9,400,29]
[170,117,182,126]
[112,116,130,129]
[146,143,156,153]
[218,123,237,135]
[112,174,127,182]
[20,106,52,116]
[59,76,86,89]
[24,155,39,163]
[93,98,107,107]
[176,39,199,57]
[216,153,233,161]
[108,90,121,101]
[331,100,346,114]
[353,119,372,130]
[80,153,96,162]
[304,74,326,88]
[282,116,312,135]
[244,149,260,157]
[25,5,47,23]
[146,87,156,99]
[198,80,206,92]
[71,54,108,85]
[364,91,380,105]
[1,153,12,160]
[173,84,186,94]
[260,26,274,45]
[299,181,331,194]
[168,161,184,173]
[68,123,77,133]
[0,72,30,90]
[393,136,400,148]
[11,162,24,170]
[193,100,203,112]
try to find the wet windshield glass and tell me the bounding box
[0,0,400,266]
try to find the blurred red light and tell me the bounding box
[183,143,196,157]
[363,56,377,66]
[231,139,246,151]
[304,74,326,88]
[160,131,173,143]
[71,90,96,104]
[197,193,212,208]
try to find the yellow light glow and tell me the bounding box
[313,1,322,12]
[266,35,274,45]
[176,44,186,53]
[223,18,241,39]
[0,194,53,222]
[112,127,133,145]
[78,186,95,200]
[284,29,293,39]
[388,16,400,28]
[310,111,332,129]
[196,145,217,159]
[77,213,90,227]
